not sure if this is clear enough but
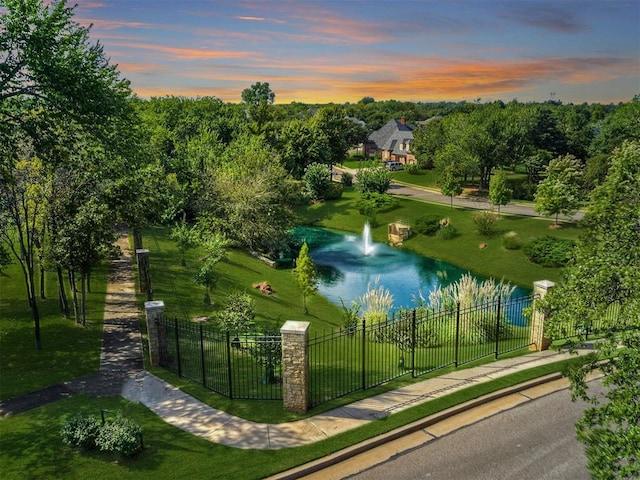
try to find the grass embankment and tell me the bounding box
[300,188,580,287]
[0,357,587,480]
[0,263,107,400]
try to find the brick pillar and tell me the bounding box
[281,321,310,413]
[529,280,555,351]
[136,249,150,293]
[145,300,165,366]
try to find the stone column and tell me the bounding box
[136,249,150,294]
[529,280,555,351]
[145,300,165,366]
[281,321,310,413]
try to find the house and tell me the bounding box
[365,117,417,164]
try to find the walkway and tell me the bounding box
[0,232,592,454]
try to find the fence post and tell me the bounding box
[144,300,165,366]
[136,249,150,294]
[455,303,461,367]
[530,280,555,351]
[495,297,502,359]
[281,321,310,413]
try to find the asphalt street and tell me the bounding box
[345,381,602,480]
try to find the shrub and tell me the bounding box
[96,416,143,457]
[324,182,343,200]
[61,414,101,450]
[502,231,522,250]
[472,211,498,236]
[406,163,419,175]
[437,224,457,240]
[355,166,391,194]
[414,215,443,236]
[340,171,353,186]
[524,236,576,267]
[302,163,332,201]
[417,157,434,169]
[218,291,255,333]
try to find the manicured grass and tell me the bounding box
[300,188,581,287]
[0,356,587,480]
[0,263,107,400]
[143,225,344,333]
[392,168,442,188]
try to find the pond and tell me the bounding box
[294,225,530,313]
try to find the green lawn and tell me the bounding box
[0,263,107,400]
[0,357,586,480]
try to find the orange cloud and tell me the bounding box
[107,41,259,61]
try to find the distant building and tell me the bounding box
[365,117,416,164]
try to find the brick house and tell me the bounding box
[365,117,417,164]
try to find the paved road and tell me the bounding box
[335,166,585,222]
[346,382,601,480]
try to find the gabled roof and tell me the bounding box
[367,118,415,152]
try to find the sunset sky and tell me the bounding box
[74,0,640,104]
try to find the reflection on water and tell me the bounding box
[294,226,529,312]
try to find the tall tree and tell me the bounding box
[241,82,275,137]
[294,242,317,314]
[489,169,512,216]
[278,119,329,179]
[312,104,367,167]
[0,0,135,348]
[543,141,640,479]
[534,154,583,225]
[439,164,464,208]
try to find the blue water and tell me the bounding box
[294,226,530,313]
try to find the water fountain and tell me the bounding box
[362,222,376,256]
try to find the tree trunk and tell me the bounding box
[81,272,87,327]
[87,267,91,293]
[57,266,70,318]
[27,264,41,350]
[40,265,46,300]
[69,269,79,324]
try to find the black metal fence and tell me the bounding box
[308,294,533,407]
[158,316,283,400]
[553,302,626,340]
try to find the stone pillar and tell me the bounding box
[136,249,150,293]
[145,300,165,366]
[529,280,555,351]
[281,321,310,413]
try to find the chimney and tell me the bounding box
[400,117,406,125]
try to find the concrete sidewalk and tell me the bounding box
[120,347,585,450]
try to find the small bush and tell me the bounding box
[524,236,576,267]
[96,416,143,457]
[414,215,443,236]
[61,414,101,450]
[324,182,344,200]
[502,231,522,250]
[437,224,457,240]
[406,164,419,175]
[472,211,498,236]
[340,171,353,186]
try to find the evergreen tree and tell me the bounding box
[293,242,317,314]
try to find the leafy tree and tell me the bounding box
[0,0,135,349]
[193,233,229,305]
[589,96,640,156]
[411,117,445,168]
[218,291,255,333]
[170,219,198,266]
[201,134,296,253]
[241,81,275,136]
[278,119,329,179]
[355,166,391,194]
[534,154,583,224]
[312,104,367,167]
[439,164,464,208]
[293,242,317,314]
[489,169,512,216]
[302,162,332,201]
[542,141,640,479]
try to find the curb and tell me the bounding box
[267,372,566,480]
